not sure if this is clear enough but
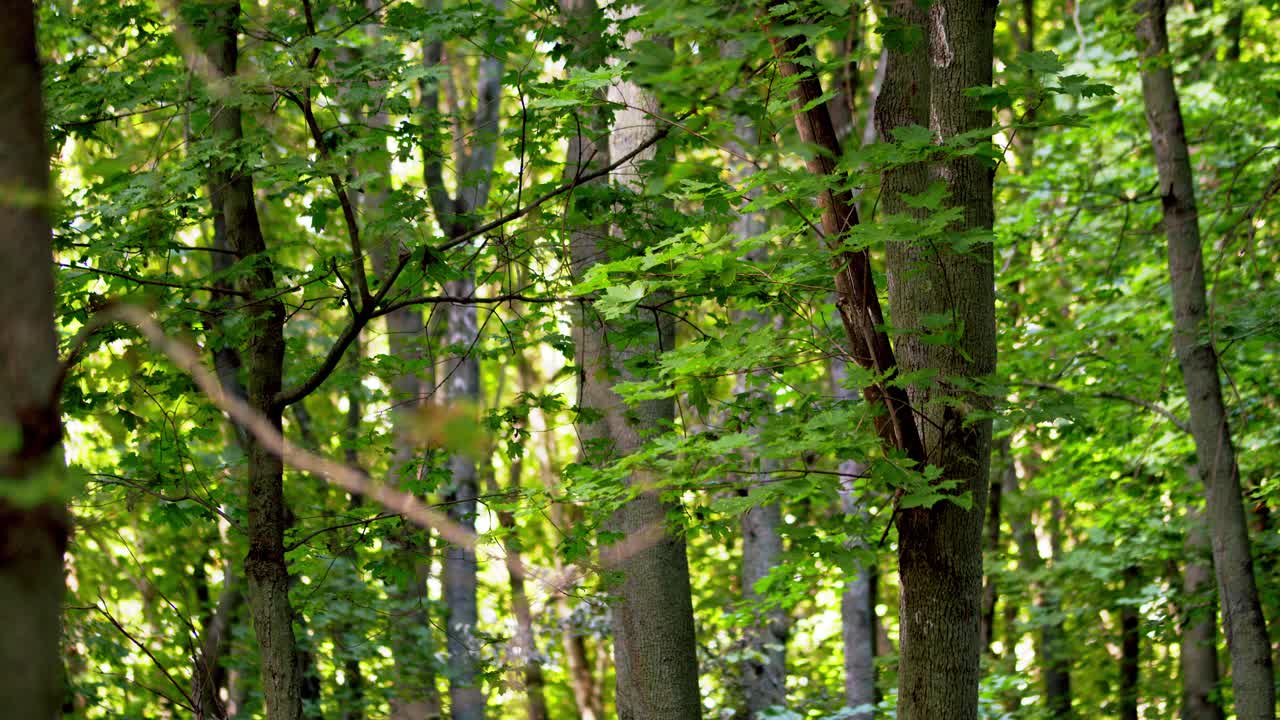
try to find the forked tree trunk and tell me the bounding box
[192,3,302,717]
[0,5,69,717]
[1136,3,1276,718]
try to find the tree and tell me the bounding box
[190,2,302,716]
[1136,2,1276,718]
[876,0,997,717]
[0,3,68,717]
[571,5,703,717]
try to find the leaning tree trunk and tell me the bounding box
[193,3,302,717]
[0,5,69,717]
[574,7,703,718]
[1136,3,1276,718]
[876,1,997,718]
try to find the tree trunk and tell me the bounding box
[729,107,788,720]
[1136,3,1276,718]
[420,4,506,716]
[1181,500,1225,720]
[741,462,787,717]
[194,3,302,717]
[1041,498,1072,718]
[1120,566,1140,720]
[576,8,703,718]
[441,270,484,720]
[876,1,998,718]
[0,5,69,717]
[555,5,609,719]
[839,457,877,717]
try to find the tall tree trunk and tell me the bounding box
[1119,565,1141,720]
[0,5,69,717]
[839,457,877,717]
[493,356,550,720]
[1136,3,1276,718]
[741,458,787,717]
[193,3,302,717]
[729,108,788,719]
[1181,498,1225,720]
[555,5,609,719]
[441,270,484,720]
[575,7,703,718]
[1040,498,1072,718]
[876,1,998,718]
[421,4,506,718]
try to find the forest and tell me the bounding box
[0,0,1277,718]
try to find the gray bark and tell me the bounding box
[0,4,68,717]
[1136,3,1276,718]
[1181,499,1225,720]
[741,459,787,718]
[421,4,507,716]
[572,8,703,718]
[193,3,302,717]
[875,1,997,719]
[728,108,788,720]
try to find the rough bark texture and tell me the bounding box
[194,3,302,717]
[575,8,702,718]
[1136,3,1276,718]
[980,441,1003,655]
[0,5,68,717]
[766,20,926,463]
[876,1,997,719]
[1181,501,1225,720]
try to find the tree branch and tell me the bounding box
[1018,381,1190,433]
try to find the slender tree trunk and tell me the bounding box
[441,269,484,720]
[1041,498,1072,718]
[875,1,998,718]
[193,4,302,717]
[1181,498,1225,720]
[728,109,788,720]
[0,5,69,717]
[1119,566,1141,720]
[741,458,787,717]
[421,5,505,717]
[1136,4,1276,718]
[839,457,877,717]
